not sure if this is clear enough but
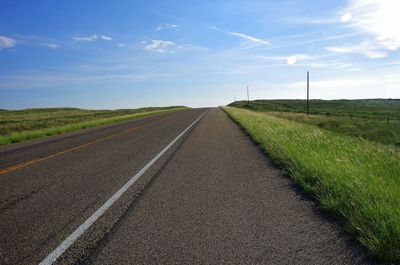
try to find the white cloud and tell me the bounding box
[205,25,224,32]
[260,54,352,69]
[42,43,58,49]
[73,34,112,42]
[100,35,112,41]
[261,54,311,65]
[326,41,387,58]
[260,55,288,62]
[73,34,98,42]
[344,0,400,50]
[144,39,176,53]
[118,43,125,47]
[0,35,17,49]
[229,32,270,45]
[286,56,297,65]
[287,54,313,65]
[5,35,61,50]
[206,26,270,46]
[341,12,352,23]
[156,23,179,31]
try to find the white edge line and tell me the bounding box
[39,110,208,265]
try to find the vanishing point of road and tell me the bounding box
[0,108,372,264]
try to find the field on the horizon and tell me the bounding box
[229,99,400,146]
[230,99,400,119]
[0,106,186,145]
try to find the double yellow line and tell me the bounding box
[0,115,177,176]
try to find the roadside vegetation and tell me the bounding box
[264,111,399,147]
[0,106,186,145]
[229,99,400,147]
[223,106,400,263]
[229,99,400,119]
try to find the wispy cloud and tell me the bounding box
[0,72,179,90]
[281,1,400,58]
[144,39,176,53]
[73,34,112,42]
[3,35,61,50]
[41,43,58,49]
[278,17,338,25]
[262,33,360,51]
[326,41,387,58]
[261,54,311,65]
[207,25,270,46]
[229,32,270,45]
[156,23,180,31]
[100,35,112,41]
[73,34,98,42]
[260,53,353,68]
[0,35,17,49]
[344,0,400,51]
[205,25,223,32]
[309,62,354,69]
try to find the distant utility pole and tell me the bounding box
[247,85,250,103]
[307,71,310,115]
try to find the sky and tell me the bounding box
[1,0,400,109]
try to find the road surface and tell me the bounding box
[0,108,372,264]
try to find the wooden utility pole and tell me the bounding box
[307,71,310,115]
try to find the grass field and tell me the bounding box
[223,106,400,263]
[0,106,186,145]
[229,99,400,147]
[229,99,400,120]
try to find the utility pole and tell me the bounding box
[307,71,310,115]
[247,85,249,103]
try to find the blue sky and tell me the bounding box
[1,0,399,109]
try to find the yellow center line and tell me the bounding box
[0,115,178,176]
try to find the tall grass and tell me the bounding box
[0,107,184,136]
[223,106,400,263]
[229,99,400,120]
[0,107,186,145]
[229,99,400,147]
[266,111,400,147]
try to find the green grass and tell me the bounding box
[229,99,400,147]
[265,112,400,147]
[0,106,187,145]
[223,106,400,264]
[229,99,400,120]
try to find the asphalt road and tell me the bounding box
[0,108,372,264]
